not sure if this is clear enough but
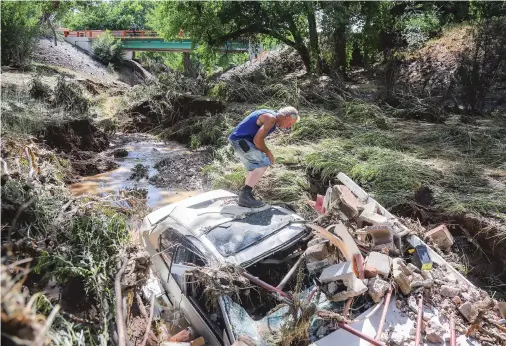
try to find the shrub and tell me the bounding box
[29,75,51,100]
[1,2,41,65]
[92,31,124,65]
[52,76,89,113]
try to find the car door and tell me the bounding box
[172,241,223,346]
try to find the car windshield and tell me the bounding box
[205,207,297,257]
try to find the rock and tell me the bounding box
[390,328,407,345]
[421,270,433,280]
[316,325,328,338]
[396,300,404,309]
[452,296,462,305]
[461,288,481,303]
[425,224,454,249]
[364,251,392,278]
[113,148,128,158]
[368,276,390,303]
[327,282,338,295]
[440,285,460,298]
[393,258,412,295]
[459,301,479,322]
[412,272,424,282]
[426,318,446,344]
[305,243,329,262]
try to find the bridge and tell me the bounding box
[61,29,252,59]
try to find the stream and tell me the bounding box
[69,133,202,209]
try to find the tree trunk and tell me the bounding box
[333,24,347,77]
[307,4,322,75]
[296,45,312,74]
[183,52,196,77]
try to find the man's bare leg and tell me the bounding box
[245,166,268,188]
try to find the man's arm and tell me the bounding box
[253,113,276,164]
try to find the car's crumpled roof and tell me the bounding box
[206,207,298,257]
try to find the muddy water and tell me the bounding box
[70,134,201,208]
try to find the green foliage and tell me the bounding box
[1,1,42,65]
[401,4,441,50]
[258,169,310,203]
[62,0,154,30]
[92,31,124,65]
[203,162,246,191]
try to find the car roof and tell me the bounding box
[143,190,307,266]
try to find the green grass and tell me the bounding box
[285,113,344,143]
[344,100,390,129]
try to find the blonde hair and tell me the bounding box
[278,106,300,122]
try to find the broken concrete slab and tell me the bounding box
[425,224,454,249]
[336,185,364,216]
[459,301,479,322]
[305,243,329,262]
[319,262,355,284]
[364,251,392,279]
[337,172,369,201]
[319,262,367,301]
[368,276,390,303]
[307,258,335,275]
[359,210,389,226]
[393,258,412,295]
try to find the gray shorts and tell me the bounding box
[230,139,271,171]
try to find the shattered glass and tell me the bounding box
[206,207,297,257]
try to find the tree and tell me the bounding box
[150,1,323,75]
[62,0,154,30]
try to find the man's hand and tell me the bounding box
[266,151,275,165]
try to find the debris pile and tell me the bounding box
[148,173,506,346]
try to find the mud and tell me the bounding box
[40,118,109,153]
[150,150,210,191]
[127,93,225,132]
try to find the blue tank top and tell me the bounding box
[229,109,277,142]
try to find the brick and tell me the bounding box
[305,243,329,262]
[366,223,394,245]
[425,224,454,249]
[364,252,392,279]
[337,185,364,216]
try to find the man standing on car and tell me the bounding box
[229,106,299,208]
